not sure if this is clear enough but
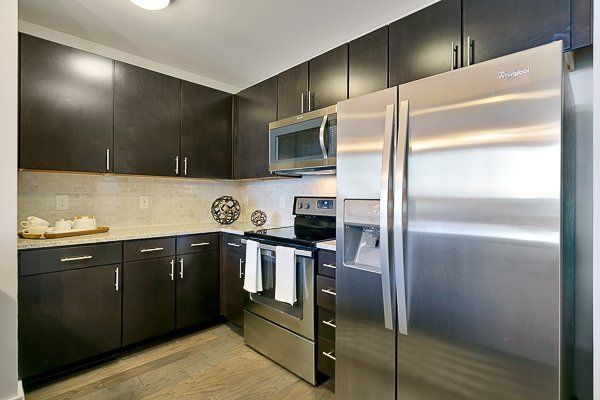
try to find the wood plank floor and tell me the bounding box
[26,323,335,400]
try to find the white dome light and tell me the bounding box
[129,0,170,11]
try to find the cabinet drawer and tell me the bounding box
[316,275,336,311]
[222,233,246,255]
[317,250,336,278]
[123,238,176,262]
[177,233,219,254]
[317,307,336,342]
[20,242,122,276]
[317,336,335,378]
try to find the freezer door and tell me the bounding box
[397,41,569,399]
[336,87,397,400]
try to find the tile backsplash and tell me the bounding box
[18,171,336,229]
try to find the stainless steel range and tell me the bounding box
[243,196,336,385]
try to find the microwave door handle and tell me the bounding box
[380,103,396,331]
[319,115,328,159]
[394,100,409,336]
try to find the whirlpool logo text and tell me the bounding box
[497,67,530,81]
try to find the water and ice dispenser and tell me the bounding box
[343,199,382,273]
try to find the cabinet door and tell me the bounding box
[223,248,245,328]
[176,251,219,329]
[114,62,181,176]
[277,62,309,119]
[349,26,389,98]
[463,0,570,65]
[233,77,277,179]
[309,44,348,110]
[181,82,232,179]
[123,257,176,346]
[572,0,592,49]
[19,264,121,378]
[19,34,114,173]
[389,0,461,86]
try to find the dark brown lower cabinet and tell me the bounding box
[123,257,176,346]
[221,240,246,328]
[19,264,122,378]
[176,251,220,329]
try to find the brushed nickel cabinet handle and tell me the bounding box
[301,92,305,114]
[140,247,164,253]
[322,319,336,328]
[321,288,336,296]
[239,259,244,279]
[323,263,336,269]
[114,267,119,291]
[175,156,179,175]
[106,149,110,171]
[227,242,241,247]
[169,259,175,281]
[183,157,188,176]
[190,242,210,247]
[467,36,474,66]
[451,41,459,70]
[179,258,184,279]
[322,350,336,361]
[60,255,92,262]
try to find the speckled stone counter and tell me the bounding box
[317,240,336,251]
[17,222,284,250]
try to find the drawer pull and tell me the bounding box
[190,242,210,247]
[322,319,336,328]
[227,242,241,247]
[169,259,175,281]
[60,255,92,262]
[114,267,119,291]
[140,247,164,253]
[321,288,336,296]
[323,263,336,269]
[322,350,336,361]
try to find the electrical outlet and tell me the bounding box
[55,195,69,211]
[139,196,149,209]
[278,196,285,208]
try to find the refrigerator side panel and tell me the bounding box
[397,41,566,399]
[336,87,397,400]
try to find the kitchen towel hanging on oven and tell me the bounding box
[275,246,297,305]
[243,240,263,293]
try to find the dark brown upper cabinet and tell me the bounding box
[181,82,232,179]
[462,0,571,65]
[277,62,309,119]
[114,62,181,177]
[19,34,114,173]
[572,0,593,49]
[233,77,277,180]
[389,0,461,86]
[309,44,348,110]
[349,26,389,98]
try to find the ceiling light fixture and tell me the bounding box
[129,0,170,11]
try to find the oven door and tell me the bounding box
[269,107,337,174]
[245,244,315,341]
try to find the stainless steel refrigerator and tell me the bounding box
[335,41,574,399]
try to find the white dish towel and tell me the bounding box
[275,246,297,305]
[243,240,262,293]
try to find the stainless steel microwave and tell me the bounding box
[268,105,337,175]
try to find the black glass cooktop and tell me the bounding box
[244,226,335,248]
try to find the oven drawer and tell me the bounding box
[317,307,336,342]
[317,336,335,378]
[317,250,336,278]
[123,238,176,262]
[316,275,336,311]
[177,233,219,254]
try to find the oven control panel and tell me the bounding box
[294,197,336,217]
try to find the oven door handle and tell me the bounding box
[318,115,329,159]
[241,239,313,258]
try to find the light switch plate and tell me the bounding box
[55,195,69,211]
[139,196,149,209]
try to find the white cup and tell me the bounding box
[54,219,74,233]
[23,225,47,235]
[20,216,50,229]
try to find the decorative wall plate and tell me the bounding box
[211,196,241,225]
[251,210,267,226]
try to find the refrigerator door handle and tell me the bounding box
[394,100,409,336]
[380,103,396,331]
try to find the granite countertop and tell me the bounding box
[17,221,283,250]
[317,240,336,251]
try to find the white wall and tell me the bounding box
[0,0,20,399]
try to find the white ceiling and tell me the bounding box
[18,0,435,93]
